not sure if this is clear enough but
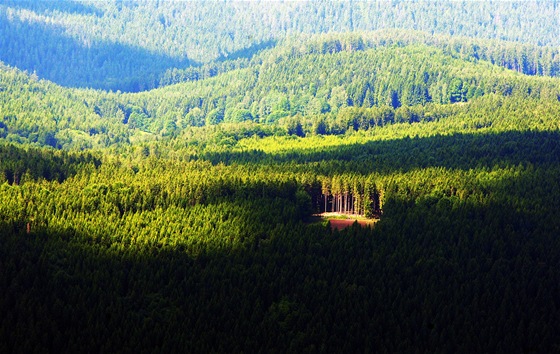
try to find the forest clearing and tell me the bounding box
[308,213,379,230]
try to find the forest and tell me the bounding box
[1,0,559,90]
[1,1,560,353]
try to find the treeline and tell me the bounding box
[275,31,560,78]
[141,94,560,165]
[311,174,383,218]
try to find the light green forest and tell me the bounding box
[1,1,560,353]
[1,0,559,90]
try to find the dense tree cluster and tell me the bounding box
[1,114,560,352]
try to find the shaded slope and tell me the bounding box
[0,10,190,92]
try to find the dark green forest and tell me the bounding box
[1,1,560,353]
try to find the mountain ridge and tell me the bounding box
[1,0,559,90]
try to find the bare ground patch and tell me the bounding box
[306,213,378,230]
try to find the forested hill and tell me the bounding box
[2,33,560,150]
[1,0,559,91]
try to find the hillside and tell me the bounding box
[1,1,559,90]
[2,33,560,150]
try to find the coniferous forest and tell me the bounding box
[1,1,560,352]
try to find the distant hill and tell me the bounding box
[1,0,559,91]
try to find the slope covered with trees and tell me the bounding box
[2,32,559,150]
[1,0,558,90]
